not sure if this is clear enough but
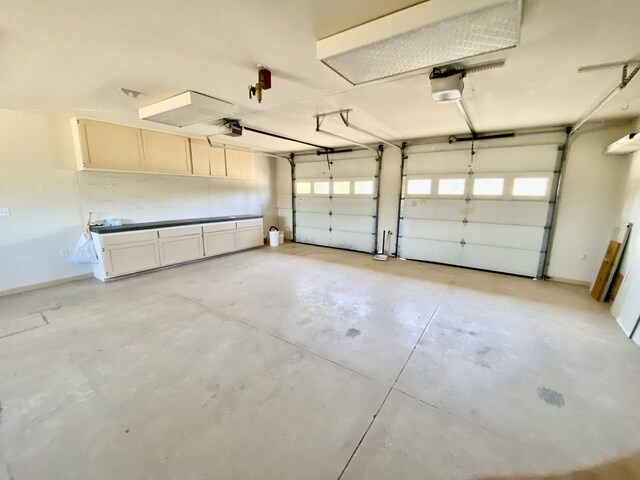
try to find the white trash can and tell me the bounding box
[269,230,279,246]
[278,231,285,245]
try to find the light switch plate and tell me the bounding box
[0,207,10,217]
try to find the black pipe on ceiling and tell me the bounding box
[315,148,353,156]
[449,132,515,143]
[239,124,335,151]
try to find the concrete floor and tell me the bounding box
[1,243,639,480]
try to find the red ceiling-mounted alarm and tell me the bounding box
[249,65,271,103]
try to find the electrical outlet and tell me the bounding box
[59,248,69,257]
[0,207,10,217]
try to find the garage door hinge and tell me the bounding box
[329,210,333,216]
[329,227,333,232]
[460,239,466,247]
[465,196,471,204]
[462,218,468,225]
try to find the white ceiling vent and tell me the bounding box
[317,0,522,85]
[604,133,640,155]
[139,91,235,127]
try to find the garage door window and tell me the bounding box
[296,181,311,194]
[314,181,330,195]
[354,180,374,195]
[473,178,504,196]
[407,178,432,195]
[438,178,465,195]
[513,177,548,197]
[333,181,351,195]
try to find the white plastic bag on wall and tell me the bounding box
[70,212,98,264]
[70,229,98,264]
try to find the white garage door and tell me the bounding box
[294,153,380,253]
[398,134,565,277]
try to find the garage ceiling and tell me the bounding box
[2,0,640,152]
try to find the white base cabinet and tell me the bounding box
[103,240,161,278]
[204,231,236,257]
[237,227,264,250]
[91,218,263,281]
[159,234,204,266]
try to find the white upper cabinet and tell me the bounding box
[73,118,250,179]
[190,139,227,177]
[142,130,191,174]
[74,119,145,171]
[225,149,254,179]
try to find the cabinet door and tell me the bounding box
[210,147,227,177]
[240,151,254,179]
[225,149,253,179]
[204,231,236,257]
[79,119,145,171]
[159,234,204,266]
[190,139,210,176]
[103,241,160,278]
[236,227,263,250]
[142,130,191,174]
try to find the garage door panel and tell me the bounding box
[330,230,372,252]
[406,151,470,175]
[330,158,378,177]
[294,154,378,253]
[296,227,330,246]
[296,162,330,178]
[296,212,330,229]
[296,197,331,213]
[467,201,549,226]
[331,197,376,215]
[403,219,464,242]
[332,215,374,234]
[404,199,467,221]
[464,223,545,250]
[473,145,558,173]
[400,238,462,265]
[399,136,561,277]
[461,245,540,277]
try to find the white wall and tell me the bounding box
[617,117,640,275]
[376,147,402,255]
[547,122,633,283]
[276,157,293,239]
[78,157,276,226]
[610,117,640,343]
[0,109,277,294]
[0,110,91,293]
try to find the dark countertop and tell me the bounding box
[90,215,263,234]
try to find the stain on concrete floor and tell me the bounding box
[537,387,565,407]
[345,328,361,339]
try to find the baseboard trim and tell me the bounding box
[547,276,591,287]
[0,274,94,298]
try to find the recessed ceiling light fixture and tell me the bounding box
[317,0,522,85]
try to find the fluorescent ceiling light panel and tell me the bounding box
[139,91,235,127]
[317,0,522,85]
